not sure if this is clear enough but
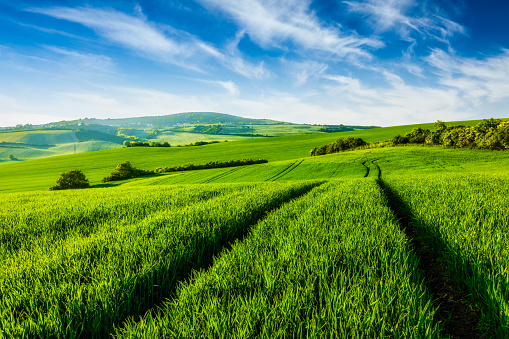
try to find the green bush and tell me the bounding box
[102,161,152,183]
[50,170,90,190]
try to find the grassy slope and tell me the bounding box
[1,117,497,163]
[152,132,249,145]
[0,119,508,193]
[0,130,76,144]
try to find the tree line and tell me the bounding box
[124,141,171,147]
[391,119,509,150]
[101,159,268,183]
[309,136,366,156]
[310,119,509,156]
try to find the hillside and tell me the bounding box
[1,117,508,337]
[0,112,382,163]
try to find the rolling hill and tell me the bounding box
[0,112,380,163]
[0,116,508,338]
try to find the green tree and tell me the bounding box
[50,170,90,190]
[8,154,16,161]
[102,161,152,182]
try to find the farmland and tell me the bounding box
[0,118,508,337]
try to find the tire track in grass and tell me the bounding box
[266,159,304,182]
[361,160,380,179]
[202,166,243,183]
[377,178,484,339]
[113,181,323,336]
[361,161,370,177]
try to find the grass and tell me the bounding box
[0,181,316,337]
[2,119,504,193]
[1,118,509,338]
[384,173,509,337]
[0,130,76,144]
[116,180,440,338]
[152,131,249,144]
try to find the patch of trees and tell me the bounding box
[75,128,127,144]
[391,119,509,150]
[145,130,160,139]
[310,137,367,156]
[191,125,223,135]
[155,159,268,173]
[124,141,171,147]
[184,140,220,147]
[50,170,90,190]
[102,161,153,183]
[319,125,355,133]
[101,159,268,182]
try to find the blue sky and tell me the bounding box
[0,0,508,127]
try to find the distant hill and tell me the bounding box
[61,112,285,128]
[0,112,381,163]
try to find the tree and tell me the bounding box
[102,161,152,182]
[50,169,90,190]
[8,154,16,161]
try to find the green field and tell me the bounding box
[0,119,508,337]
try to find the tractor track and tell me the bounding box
[360,158,485,338]
[266,159,304,182]
[377,178,484,339]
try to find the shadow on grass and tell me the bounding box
[377,180,500,339]
[111,181,324,338]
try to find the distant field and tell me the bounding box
[0,129,76,144]
[152,131,249,144]
[1,118,508,337]
[1,121,509,192]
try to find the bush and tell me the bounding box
[50,170,90,190]
[310,137,366,156]
[102,161,153,182]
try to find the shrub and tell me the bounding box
[50,170,90,190]
[102,161,153,183]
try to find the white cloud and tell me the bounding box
[344,0,465,43]
[218,81,240,97]
[322,71,469,125]
[426,48,509,104]
[0,95,70,126]
[197,0,382,58]
[44,46,115,73]
[31,7,179,57]
[30,6,266,78]
[58,92,119,106]
[284,60,328,86]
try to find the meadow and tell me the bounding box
[0,119,508,337]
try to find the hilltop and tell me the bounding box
[0,112,378,163]
[1,116,509,338]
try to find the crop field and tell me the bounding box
[117,179,440,338]
[1,119,508,338]
[0,130,77,144]
[0,181,318,337]
[152,131,248,145]
[384,173,509,337]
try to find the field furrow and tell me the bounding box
[0,182,318,338]
[116,179,441,338]
[384,173,509,337]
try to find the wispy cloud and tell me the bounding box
[344,0,465,43]
[29,6,266,78]
[427,48,509,104]
[322,70,469,125]
[197,0,382,58]
[44,46,115,73]
[284,60,328,86]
